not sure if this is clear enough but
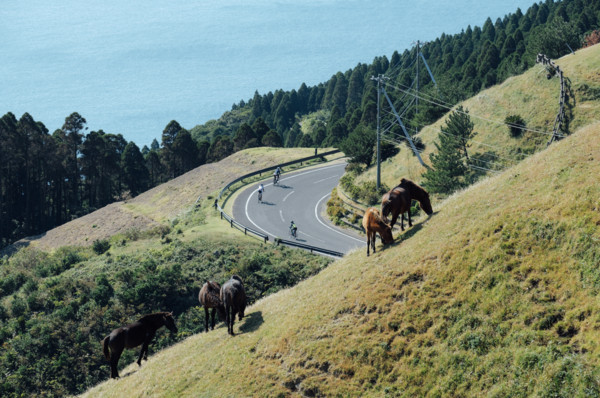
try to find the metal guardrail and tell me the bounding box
[212,149,345,257]
[274,238,344,257]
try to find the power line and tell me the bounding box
[383,81,565,139]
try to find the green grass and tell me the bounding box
[81,45,600,397]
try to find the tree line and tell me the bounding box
[192,0,598,162]
[0,113,229,249]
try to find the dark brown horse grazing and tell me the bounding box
[102,312,177,378]
[220,275,247,336]
[362,207,394,256]
[381,178,433,231]
[199,281,226,332]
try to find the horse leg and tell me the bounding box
[210,308,216,330]
[110,347,123,378]
[391,211,401,231]
[137,342,148,366]
[225,305,231,335]
[400,213,405,231]
[204,306,210,332]
[230,310,236,336]
[407,208,413,227]
[366,232,371,256]
[371,231,377,254]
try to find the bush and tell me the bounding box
[505,115,526,137]
[92,239,111,255]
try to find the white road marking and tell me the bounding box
[313,175,338,184]
[314,193,365,244]
[279,210,285,222]
[244,162,347,239]
[283,191,294,202]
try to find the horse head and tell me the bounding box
[380,222,394,244]
[401,178,433,215]
[163,312,178,334]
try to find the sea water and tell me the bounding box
[1,0,535,147]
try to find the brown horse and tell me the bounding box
[362,207,394,256]
[199,281,226,332]
[221,275,247,336]
[381,178,433,231]
[102,312,177,378]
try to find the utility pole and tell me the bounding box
[370,74,386,189]
[375,74,382,189]
[415,40,420,117]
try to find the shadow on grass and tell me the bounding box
[389,211,439,249]
[239,311,264,334]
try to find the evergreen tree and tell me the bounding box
[122,142,150,196]
[339,124,376,167]
[197,140,210,165]
[262,130,283,147]
[423,106,476,194]
[251,117,270,144]
[233,123,256,152]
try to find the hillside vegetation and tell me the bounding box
[82,67,600,398]
[358,43,600,188]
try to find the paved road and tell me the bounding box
[232,161,365,255]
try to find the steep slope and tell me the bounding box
[82,115,600,396]
[359,43,600,188]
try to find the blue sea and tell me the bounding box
[1,1,536,147]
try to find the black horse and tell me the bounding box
[221,275,247,336]
[102,312,177,378]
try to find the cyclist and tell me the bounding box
[289,220,297,238]
[273,166,282,184]
[257,184,264,202]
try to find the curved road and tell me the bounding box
[232,161,365,254]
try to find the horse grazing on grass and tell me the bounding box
[362,207,394,256]
[102,312,177,378]
[221,275,247,336]
[381,178,433,231]
[199,281,226,332]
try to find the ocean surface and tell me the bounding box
[1,0,536,147]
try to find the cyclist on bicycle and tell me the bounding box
[289,220,297,238]
[273,166,282,184]
[257,184,264,202]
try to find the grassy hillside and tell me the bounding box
[82,118,600,396]
[358,44,600,189]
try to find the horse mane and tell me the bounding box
[139,312,171,323]
[231,275,243,284]
[205,280,220,292]
[398,178,428,199]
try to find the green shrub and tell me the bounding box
[505,114,526,137]
[92,239,111,255]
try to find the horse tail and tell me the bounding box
[381,200,391,222]
[102,336,111,360]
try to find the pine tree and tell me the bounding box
[423,106,476,194]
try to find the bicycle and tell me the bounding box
[257,190,263,203]
[273,173,280,185]
[289,226,297,239]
